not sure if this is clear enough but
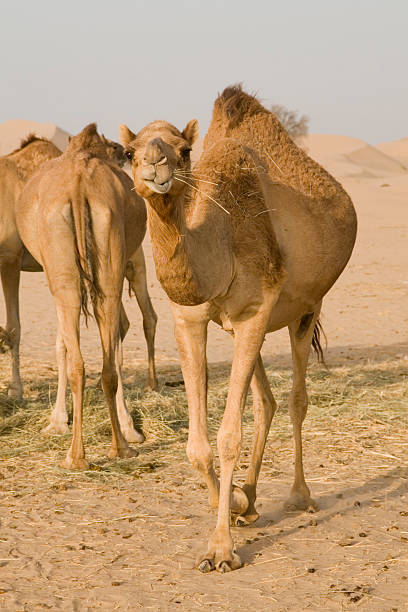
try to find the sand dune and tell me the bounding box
[0,119,70,155]
[302,133,407,179]
[377,136,408,169]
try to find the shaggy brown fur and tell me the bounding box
[205,84,342,199]
[18,133,49,149]
[67,123,126,167]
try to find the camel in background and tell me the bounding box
[0,135,61,397]
[120,85,357,572]
[0,131,157,413]
[16,124,157,467]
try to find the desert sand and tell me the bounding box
[0,126,407,610]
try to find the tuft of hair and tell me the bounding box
[67,199,103,323]
[9,133,50,154]
[311,318,327,366]
[214,83,264,129]
[67,123,99,153]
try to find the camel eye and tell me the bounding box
[181,147,191,161]
[125,150,133,160]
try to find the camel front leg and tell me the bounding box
[126,247,158,390]
[284,303,322,512]
[42,326,69,435]
[198,310,271,573]
[234,354,277,526]
[1,259,22,399]
[115,303,145,444]
[172,303,219,508]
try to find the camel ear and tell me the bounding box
[119,124,137,147]
[182,119,199,146]
[101,133,108,143]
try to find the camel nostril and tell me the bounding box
[142,155,167,167]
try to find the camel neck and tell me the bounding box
[146,190,233,306]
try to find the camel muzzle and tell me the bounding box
[142,138,173,193]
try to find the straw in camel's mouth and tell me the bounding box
[144,178,173,194]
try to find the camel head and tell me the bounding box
[100,134,126,167]
[119,119,199,200]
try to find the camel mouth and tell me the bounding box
[143,179,173,194]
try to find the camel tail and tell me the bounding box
[311,318,327,366]
[68,196,103,323]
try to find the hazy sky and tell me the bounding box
[1,1,407,144]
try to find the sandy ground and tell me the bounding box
[1,137,408,610]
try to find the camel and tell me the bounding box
[120,85,357,572]
[0,135,62,398]
[0,131,157,414]
[16,123,158,467]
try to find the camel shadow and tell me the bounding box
[237,466,408,565]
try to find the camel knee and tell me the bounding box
[102,364,118,396]
[187,437,213,473]
[143,308,157,339]
[261,395,277,427]
[289,388,308,424]
[67,357,84,393]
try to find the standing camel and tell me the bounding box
[0,131,158,413]
[0,135,61,398]
[16,123,157,467]
[120,85,357,572]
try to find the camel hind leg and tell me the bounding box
[53,298,88,470]
[114,303,145,444]
[42,326,69,435]
[93,296,137,460]
[126,247,158,390]
[1,259,23,399]
[284,302,322,512]
[234,354,277,526]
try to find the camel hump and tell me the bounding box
[214,84,265,129]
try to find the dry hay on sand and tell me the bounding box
[0,357,407,610]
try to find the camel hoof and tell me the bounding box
[230,485,249,515]
[216,552,241,573]
[197,559,215,573]
[60,457,89,470]
[42,422,69,436]
[284,491,318,513]
[146,378,159,392]
[234,511,260,527]
[108,446,138,459]
[7,387,22,400]
[122,427,145,444]
[217,561,233,573]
